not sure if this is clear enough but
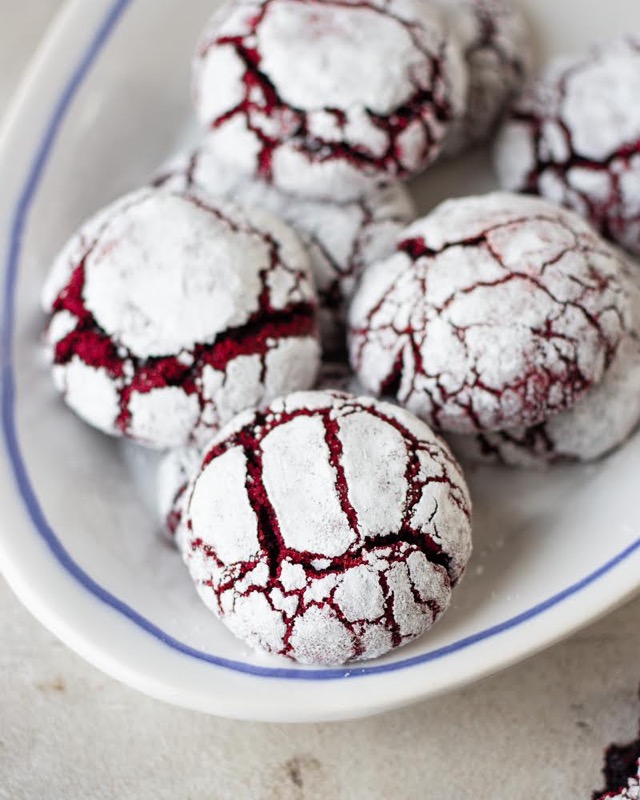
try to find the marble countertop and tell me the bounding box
[1,4,639,799]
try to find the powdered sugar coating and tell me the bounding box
[42,187,320,448]
[438,0,532,156]
[192,0,467,202]
[449,266,640,466]
[157,446,204,548]
[495,35,640,255]
[182,390,472,665]
[155,144,415,352]
[348,192,629,434]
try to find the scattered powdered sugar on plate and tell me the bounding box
[192,0,468,201]
[348,192,629,434]
[439,0,533,156]
[154,144,416,353]
[181,390,472,665]
[495,34,640,255]
[42,186,321,449]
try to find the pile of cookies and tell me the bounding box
[41,0,640,665]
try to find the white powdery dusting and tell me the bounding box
[439,0,533,155]
[189,448,261,564]
[181,390,473,665]
[256,0,416,113]
[192,0,467,201]
[127,388,201,449]
[155,142,415,351]
[42,187,320,449]
[449,263,640,467]
[156,445,203,547]
[63,358,120,435]
[494,35,640,255]
[348,192,629,434]
[338,410,408,537]
[261,414,357,557]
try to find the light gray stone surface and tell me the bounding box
[0,4,639,799]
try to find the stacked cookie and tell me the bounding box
[43,0,639,666]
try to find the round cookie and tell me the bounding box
[439,0,533,156]
[155,144,416,352]
[448,268,640,467]
[495,35,640,255]
[181,390,472,665]
[43,187,320,449]
[348,192,629,434]
[192,0,467,202]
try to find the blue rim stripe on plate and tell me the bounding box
[1,0,640,682]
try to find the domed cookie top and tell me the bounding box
[348,192,629,434]
[155,144,416,353]
[495,35,640,255]
[42,187,320,448]
[192,0,467,201]
[182,390,472,665]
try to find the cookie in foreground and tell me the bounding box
[181,390,473,665]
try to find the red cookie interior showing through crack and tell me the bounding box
[348,192,629,434]
[42,187,320,449]
[183,390,472,665]
[156,361,363,549]
[193,0,467,201]
[154,143,416,353]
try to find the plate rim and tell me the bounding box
[1,0,639,721]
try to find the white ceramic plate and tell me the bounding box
[1,0,640,723]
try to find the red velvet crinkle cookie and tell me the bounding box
[439,0,532,156]
[192,0,467,202]
[155,145,415,352]
[181,390,472,665]
[42,187,320,449]
[495,35,640,255]
[449,270,640,467]
[348,192,629,434]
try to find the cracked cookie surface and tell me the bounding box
[157,361,364,547]
[192,0,467,201]
[155,145,415,352]
[495,35,640,255]
[449,267,640,467]
[348,192,629,434]
[42,187,320,449]
[182,390,472,665]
